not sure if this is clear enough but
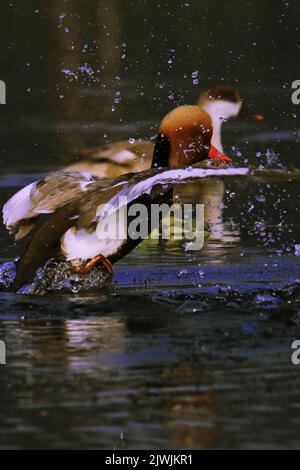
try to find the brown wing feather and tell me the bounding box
[3,171,95,241]
[83,139,154,161]
[10,172,134,291]
[65,140,154,177]
[30,171,95,212]
[11,203,80,292]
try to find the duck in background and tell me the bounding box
[198,85,264,153]
[194,85,264,241]
[65,85,263,176]
[65,85,264,242]
[3,105,236,292]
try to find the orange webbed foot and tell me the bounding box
[73,254,114,277]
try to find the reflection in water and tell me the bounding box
[1,304,300,449]
[174,180,240,243]
[0,316,219,449]
[163,365,217,449]
[64,317,127,371]
[133,180,241,266]
[49,0,123,158]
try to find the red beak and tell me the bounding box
[208,145,232,163]
[252,114,265,122]
[239,110,265,122]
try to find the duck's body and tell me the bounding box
[4,105,237,291]
[4,167,298,293]
[67,139,154,178]
[6,161,243,292]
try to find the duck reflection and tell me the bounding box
[1,311,218,449]
[50,0,123,158]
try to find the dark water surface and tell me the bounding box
[0,0,299,449]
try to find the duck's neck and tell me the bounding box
[202,102,225,153]
[202,100,241,153]
[210,117,223,153]
[151,134,171,168]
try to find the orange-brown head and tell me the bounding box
[151,105,213,168]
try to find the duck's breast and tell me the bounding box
[61,226,125,262]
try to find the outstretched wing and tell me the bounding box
[13,163,199,290]
[247,168,300,183]
[94,165,250,222]
[9,173,133,292]
[10,204,81,292]
[3,171,95,240]
[7,163,300,292]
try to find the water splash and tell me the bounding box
[0,259,110,295]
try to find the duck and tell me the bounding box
[185,85,263,241]
[197,84,264,153]
[65,84,263,178]
[3,105,236,292]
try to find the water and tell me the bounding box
[0,0,299,450]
